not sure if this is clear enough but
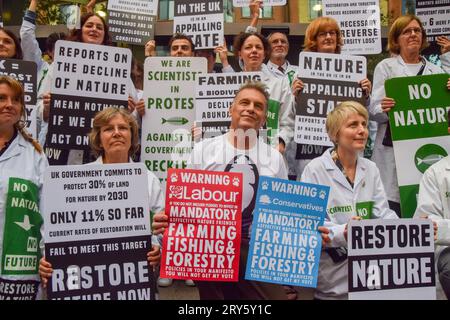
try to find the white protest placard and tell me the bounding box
[416,0,450,43]
[295,52,366,156]
[141,57,207,188]
[45,41,131,165]
[196,72,262,139]
[348,219,436,300]
[108,0,157,45]
[174,0,224,49]
[322,0,381,55]
[0,59,37,137]
[233,0,286,7]
[43,163,155,300]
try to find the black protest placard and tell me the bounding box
[348,219,436,300]
[45,41,131,165]
[295,52,366,159]
[0,59,37,137]
[174,0,224,49]
[107,0,157,45]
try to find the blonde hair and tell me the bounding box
[89,107,139,158]
[387,15,429,55]
[326,101,368,144]
[303,17,343,53]
[0,76,42,153]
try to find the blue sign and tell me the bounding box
[245,176,329,288]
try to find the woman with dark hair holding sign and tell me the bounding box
[37,13,138,163]
[38,107,163,297]
[301,101,398,300]
[0,76,48,300]
[369,15,450,217]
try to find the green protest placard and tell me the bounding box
[1,178,42,276]
[385,73,450,217]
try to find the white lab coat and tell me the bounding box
[415,155,450,253]
[259,68,294,148]
[301,149,398,300]
[263,60,297,85]
[414,156,450,300]
[0,133,49,299]
[369,53,450,203]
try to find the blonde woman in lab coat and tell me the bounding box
[301,101,398,300]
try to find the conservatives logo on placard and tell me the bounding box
[414,144,447,173]
[259,195,271,205]
[319,190,326,200]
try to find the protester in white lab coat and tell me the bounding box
[38,108,163,296]
[284,16,373,180]
[152,81,289,300]
[414,155,450,299]
[301,101,398,300]
[0,76,48,300]
[369,14,450,216]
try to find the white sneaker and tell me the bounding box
[157,277,173,287]
[185,279,196,287]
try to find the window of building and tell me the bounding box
[159,0,174,20]
[309,0,322,20]
[224,0,235,22]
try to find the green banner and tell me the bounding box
[266,99,280,142]
[1,178,42,275]
[399,184,420,218]
[386,73,450,141]
[385,73,450,217]
[356,201,374,219]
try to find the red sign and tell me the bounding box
[161,169,242,282]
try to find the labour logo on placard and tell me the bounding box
[169,186,184,199]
